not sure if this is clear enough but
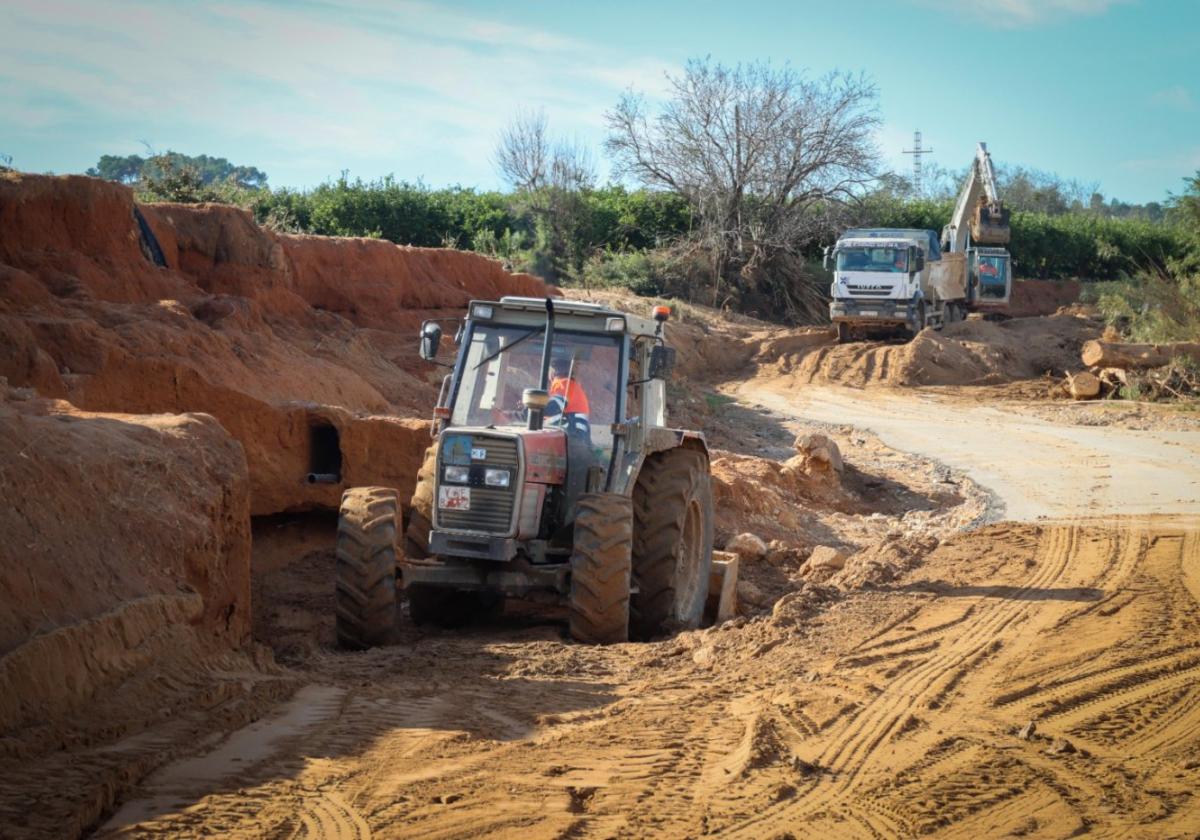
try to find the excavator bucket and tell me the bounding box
[971,203,1011,245]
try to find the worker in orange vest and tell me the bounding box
[548,353,590,418]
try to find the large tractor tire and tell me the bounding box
[630,449,713,640]
[568,493,633,645]
[335,486,399,650]
[404,444,437,561]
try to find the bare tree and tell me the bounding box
[606,58,879,315]
[494,110,596,282]
[495,108,549,192]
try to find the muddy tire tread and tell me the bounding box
[569,493,632,645]
[630,449,713,640]
[335,486,398,650]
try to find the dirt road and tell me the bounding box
[92,387,1200,839]
[744,383,1200,522]
[97,517,1200,838]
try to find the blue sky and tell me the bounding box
[3,0,1198,203]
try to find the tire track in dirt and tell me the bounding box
[717,526,1081,837]
[105,519,1200,838]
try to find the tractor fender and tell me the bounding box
[644,427,709,461]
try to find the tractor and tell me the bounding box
[334,296,720,647]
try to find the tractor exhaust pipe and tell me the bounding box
[525,297,556,432]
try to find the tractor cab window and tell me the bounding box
[452,324,623,465]
[836,247,909,273]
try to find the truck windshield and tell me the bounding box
[451,324,623,459]
[836,247,908,273]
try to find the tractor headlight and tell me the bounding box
[484,468,511,488]
[443,465,469,484]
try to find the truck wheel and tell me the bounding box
[335,486,399,650]
[404,445,437,561]
[836,322,852,344]
[568,493,632,645]
[631,449,713,640]
[909,299,927,337]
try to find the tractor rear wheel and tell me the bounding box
[335,486,398,650]
[404,444,437,561]
[630,449,713,640]
[568,493,632,645]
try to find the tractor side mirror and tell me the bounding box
[822,245,832,271]
[419,322,442,361]
[648,345,676,380]
[913,252,925,272]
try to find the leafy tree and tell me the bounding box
[88,151,268,188]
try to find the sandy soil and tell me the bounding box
[95,515,1200,839]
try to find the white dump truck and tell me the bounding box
[825,228,969,342]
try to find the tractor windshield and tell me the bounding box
[836,247,909,273]
[452,324,623,461]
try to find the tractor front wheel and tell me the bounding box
[335,486,399,650]
[568,493,633,645]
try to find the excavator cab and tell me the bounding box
[969,248,1012,306]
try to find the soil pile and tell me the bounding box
[1007,277,1081,318]
[757,313,1101,388]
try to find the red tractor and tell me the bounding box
[335,296,717,645]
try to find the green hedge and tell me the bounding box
[853,194,1189,280]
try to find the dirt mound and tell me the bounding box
[0,384,250,658]
[0,382,296,840]
[1007,278,1081,318]
[0,172,551,514]
[758,313,1101,388]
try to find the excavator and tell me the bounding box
[942,142,1013,314]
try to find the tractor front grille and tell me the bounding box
[435,433,519,535]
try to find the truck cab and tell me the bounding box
[826,228,945,340]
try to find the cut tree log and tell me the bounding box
[1080,340,1200,370]
[1066,371,1101,400]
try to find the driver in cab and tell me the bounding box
[548,353,590,418]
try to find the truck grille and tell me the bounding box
[846,284,895,296]
[436,434,519,535]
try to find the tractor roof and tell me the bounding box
[469,296,660,337]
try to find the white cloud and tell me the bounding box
[1,0,681,184]
[1121,147,1200,174]
[913,0,1132,28]
[1150,85,1195,112]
